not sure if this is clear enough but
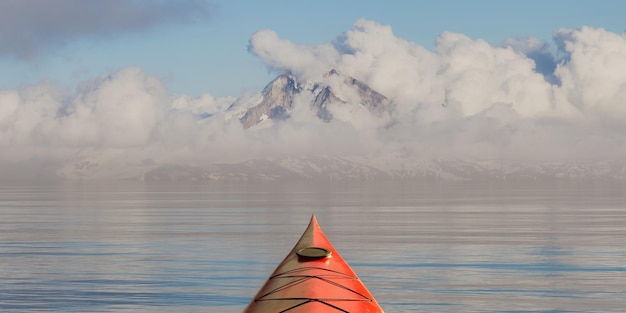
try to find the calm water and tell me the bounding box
[1,181,625,312]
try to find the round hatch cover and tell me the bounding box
[296,247,331,259]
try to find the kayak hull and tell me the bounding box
[243,215,384,312]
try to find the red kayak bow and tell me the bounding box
[243,214,385,312]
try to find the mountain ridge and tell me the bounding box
[135,156,626,183]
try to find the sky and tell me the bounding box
[2,0,626,180]
[2,0,625,97]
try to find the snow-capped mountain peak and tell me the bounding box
[238,70,393,128]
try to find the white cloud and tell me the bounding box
[0,81,65,148]
[63,67,170,147]
[554,27,626,118]
[248,29,339,81]
[3,20,626,180]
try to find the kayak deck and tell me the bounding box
[243,215,384,312]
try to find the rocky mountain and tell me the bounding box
[239,73,302,128]
[238,70,393,128]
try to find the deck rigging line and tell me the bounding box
[254,266,374,312]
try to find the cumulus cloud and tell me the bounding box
[0,68,235,179]
[554,27,626,117]
[248,20,626,161]
[3,20,626,180]
[248,30,340,81]
[0,0,211,59]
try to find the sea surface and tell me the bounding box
[1,181,625,312]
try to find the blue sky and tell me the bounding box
[1,0,624,97]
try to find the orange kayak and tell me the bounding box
[243,214,385,312]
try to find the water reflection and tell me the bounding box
[0,181,625,312]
